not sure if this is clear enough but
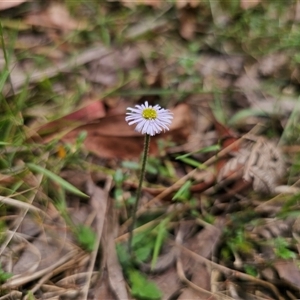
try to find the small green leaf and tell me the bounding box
[76,130,87,144]
[244,265,258,277]
[274,237,296,259]
[151,218,168,270]
[176,155,207,169]
[76,225,96,252]
[116,243,132,269]
[114,169,125,184]
[146,163,158,175]
[122,161,140,170]
[135,246,152,262]
[128,269,162,300]
[229,109,268,126]
[176,144,220,160]
[172,180,192,201]
[27,163,88,198]
[26,291,36,300]
[0,263,12,283]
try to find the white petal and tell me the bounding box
[125,101,173,136]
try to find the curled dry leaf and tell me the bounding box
[250,218,294,240]
[217,137,286,194]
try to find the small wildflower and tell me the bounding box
[125,101,173,136]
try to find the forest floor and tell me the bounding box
[1,1,300,299]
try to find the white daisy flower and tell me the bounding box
[125,101,173,136]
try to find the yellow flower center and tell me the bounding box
[142,108,157,120]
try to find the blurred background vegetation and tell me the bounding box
[1,0,300,299]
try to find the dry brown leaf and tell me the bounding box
[12,237,41,275]
[234,65,261,105]
[91,271,117,300]
[120,0,162,8]
[251,218,293,240]
[37,100,106,136]
[176,219,224,299]
[178,8,197,40]
[24,2,83,32]
[176,0,201,9]
[258,52,289,77]
[0,0,27,11]
[217,138,286,194]
[61,103,193,159]
[274,261,300,289]
[149,266,182,300]
[178,263,212,300]
[240,0,261,10]
[197,54,244,90]
[86,46,140,86]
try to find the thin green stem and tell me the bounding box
[128,134,150,254]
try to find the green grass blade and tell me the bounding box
[176,144,220,160]
[27,163,88,198]
[151,217,169,271]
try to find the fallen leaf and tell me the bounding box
[149,266,182,300]
[240,0,261,10]
[0,0,27,11]
[176,0,201,9]
[24,2,84,33]
[91,271,117,300]
[234,65,261,105]
[178,218,224,299]
[258,52,289,77]
[60,103,193,159]
[37,99,106,136]
[217,138,286,194]
[178,8,197,40]
[197,54,244,90]
[120,0,162,8]
[274,260,300,289]
[86,46,140,86]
